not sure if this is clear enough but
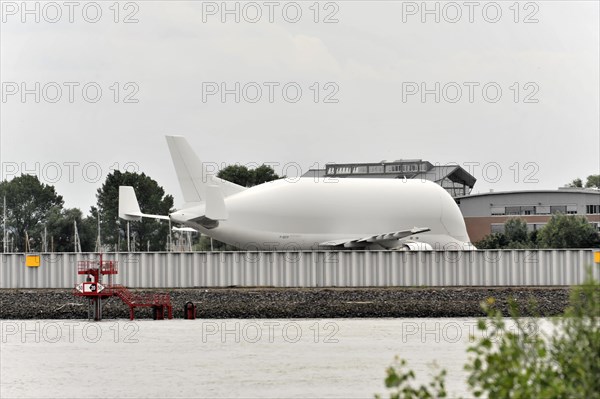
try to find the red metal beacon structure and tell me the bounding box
[73,254,173,321]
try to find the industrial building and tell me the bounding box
[456,188,600,242]
[302,160,476,197]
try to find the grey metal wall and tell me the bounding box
[1,250,598,289]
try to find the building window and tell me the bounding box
[536,206,550,215]
[352,166,367,174]
[370,165,383,173]
[521,206,534,215]
[506,206,521,215]
[491,207,505,216]
[586,205,600,214]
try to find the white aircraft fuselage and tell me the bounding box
[119,136,475,251]
[169,177,472,250]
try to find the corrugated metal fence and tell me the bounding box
[1,250,599,289]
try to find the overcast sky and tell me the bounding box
[1,1,598,213]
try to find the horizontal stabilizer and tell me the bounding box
[118,186,170,221]
[119,186,142,221]
[172,226,198,233]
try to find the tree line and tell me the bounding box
[567,174,600,189]
[475,214,600,249]
[0,172,174,252]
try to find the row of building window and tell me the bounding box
[491,205,578,216]
[491,223,546,233]
[326,163,428,175]
[492,222,600,233]
[586,205,600,214]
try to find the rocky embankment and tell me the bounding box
[0,287,571,319]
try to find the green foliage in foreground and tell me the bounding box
[377,274,600,399]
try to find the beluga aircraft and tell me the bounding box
[118,136,476,250]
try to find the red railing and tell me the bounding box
[77,260,118,275]
[74,255,172,320]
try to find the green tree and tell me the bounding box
[81,212,102,251]
[585,174,600,188]
[475,218,534,249]
[537,213,600,248]
[474,233,508,249]
[503,218,529,246]
[253,164,280,185]
[217,165,254,187]
[566,175,599,188]
[217,164,280,187]
[0,174,64,252]
[378,275,600,399]
[46,207,95,252]
[95,171,174,251]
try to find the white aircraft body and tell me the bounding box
[119,136,475,250]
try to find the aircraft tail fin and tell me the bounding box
[118,186,170,221]
[166,135,246,204]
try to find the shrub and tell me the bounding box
[378,274,600,398]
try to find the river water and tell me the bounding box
[0,318,548,398]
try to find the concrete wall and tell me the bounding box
[1,250,598,289]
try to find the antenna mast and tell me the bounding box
[2,196,6,253]
[95,213,101,252]
[74,220,82,253]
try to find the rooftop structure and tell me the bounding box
[302,160,476,197]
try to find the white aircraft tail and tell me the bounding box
[118,186,170,221]
[166,135,246,204]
